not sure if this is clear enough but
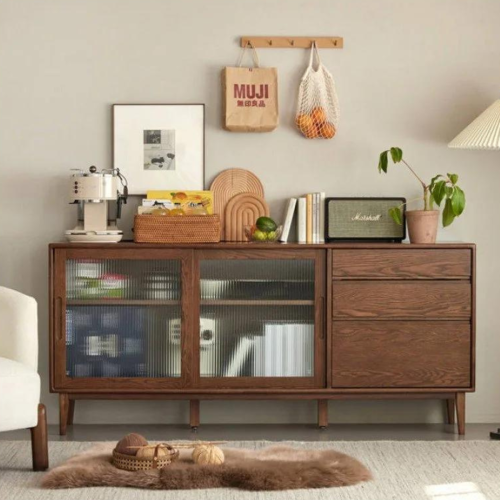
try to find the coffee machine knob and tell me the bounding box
[89,165,97,173]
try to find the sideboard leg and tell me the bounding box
[190,400,200,430]
[445,398,455,425]
[59,394,69,436]
[455,392,466,435]
[68,398,75,426]
[318,400,328,429]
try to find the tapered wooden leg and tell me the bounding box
[446,398,455,425]
[59,394,69,436]
[30,404,48,471]
[190,400,200,429]
[318,400,328,429]
[68,398,75,426]
[455,392,466,435]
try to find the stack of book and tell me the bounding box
[279,193,326,244]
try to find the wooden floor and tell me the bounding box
[0,424,497,442]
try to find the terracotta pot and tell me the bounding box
[406,210,439,244]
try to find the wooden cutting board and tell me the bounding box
[210,169,265,240]
[224,192,270,242]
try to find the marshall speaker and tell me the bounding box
[325,197,406,241]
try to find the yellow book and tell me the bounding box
[145,190,213,215]
[306,194,313,244]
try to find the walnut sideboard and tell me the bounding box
[49,242,475,435]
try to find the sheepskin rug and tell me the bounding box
[41,443,372,491]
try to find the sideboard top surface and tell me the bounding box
[49,241,476,250]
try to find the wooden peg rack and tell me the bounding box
[240,36,343,49]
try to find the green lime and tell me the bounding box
[253,230,267,241]
[256,216,277,232]
[266,231,276,241]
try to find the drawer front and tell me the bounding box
[332,249,471,279]
[332,281,471,319]
[332,321,471,388]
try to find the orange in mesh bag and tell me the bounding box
[295,42,339,139]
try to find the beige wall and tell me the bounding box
[1,0,499,425]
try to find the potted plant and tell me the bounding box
[378,147,465,243]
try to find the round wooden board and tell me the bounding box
[224,192,270,242]
[210,169,265,240]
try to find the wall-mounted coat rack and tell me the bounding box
[240,36,343,49]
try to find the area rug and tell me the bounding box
[2,440,500,499]
[41,443,371,491]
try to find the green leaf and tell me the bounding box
[431,180,447,206]
[442,198,455,227]
[390,147,403,163]
[448,173,458,185]
[445,185,454,197]
[388,206,403,225]
[451,186,465,216]
[378,151,388,173]
[430,174,443,188]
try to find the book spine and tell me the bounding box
[312,194,317,243]
[297,197,306,243]
[306,194,313,244]
[279,198,297,243]
[319,192,326,243]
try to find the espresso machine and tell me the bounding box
[65,166,128,243]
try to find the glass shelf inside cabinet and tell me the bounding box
[65,259,182,378]
[199,259,315,378]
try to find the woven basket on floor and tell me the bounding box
[112,444,180,471]
[134,215,221,244]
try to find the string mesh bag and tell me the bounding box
[295,42,339,139]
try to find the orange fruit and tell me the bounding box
[311,107,327,125]
[296,114,316,137]
[304,126,319,139]
[169,208,185,216]
[319,122,336,139]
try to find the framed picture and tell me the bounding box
[113,104,205,194]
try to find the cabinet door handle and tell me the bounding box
[56,297,63,341]
[319,296,325,340]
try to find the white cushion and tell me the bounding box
[0,357,40,432]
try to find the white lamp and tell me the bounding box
[450,99,500,440]
[448,100,500,149]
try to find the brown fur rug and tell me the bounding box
[41,443,372,491]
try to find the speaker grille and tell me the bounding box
[327,198,405,240]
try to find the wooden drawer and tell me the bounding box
[332,249,471,279]
[332,281,471,319]
[332,321,471,388]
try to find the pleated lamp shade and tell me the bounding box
[448,100,500,150]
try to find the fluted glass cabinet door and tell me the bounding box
[195,249,325,388]
[52,249,192,390]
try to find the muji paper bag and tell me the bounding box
[222,45,279,132]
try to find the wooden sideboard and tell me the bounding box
[49,242,475,435]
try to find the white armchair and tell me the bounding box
[0,287,48,470]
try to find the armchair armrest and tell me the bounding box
[0,287,38,370]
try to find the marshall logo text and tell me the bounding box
[351,213,382,222]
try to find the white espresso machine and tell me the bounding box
[65,166,128,243]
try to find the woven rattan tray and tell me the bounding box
[112,446,179,471]
[134,215,221,244]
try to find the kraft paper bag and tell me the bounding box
[222,45,279,132]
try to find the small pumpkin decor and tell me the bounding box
[112,434,179,471]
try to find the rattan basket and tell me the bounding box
[112,444,179,471]
[134,215,221,244]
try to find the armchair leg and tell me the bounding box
[30,404,48,471]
